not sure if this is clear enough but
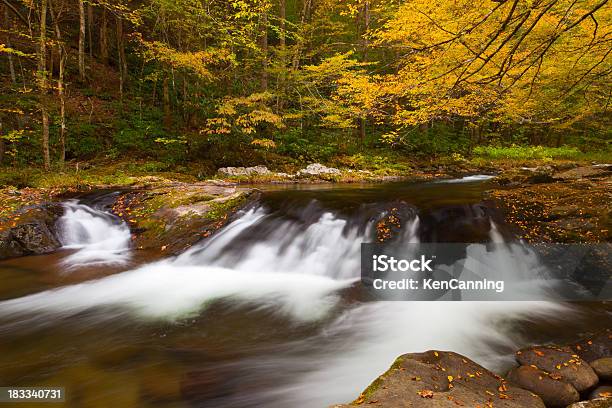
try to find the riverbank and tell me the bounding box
[1,160,610,259]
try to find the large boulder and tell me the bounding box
[0,204,63,260]
[330,350,545,407]
[506,365,579,407]
[566,398,612,408]
[298,163,341,177]
[217,166,270,177]
[571,330,612,363]
[515,346,598,392]
[590,358,612,381]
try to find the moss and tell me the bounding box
[205,193,249,221]
[352,356,405,405]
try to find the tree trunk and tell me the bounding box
[39,0,50,170]
[100,8,108,64]
[42,107,50,170]
[78,0,85,81]
[0,120,4,165]
[116,16,127,81]
[292,0,312,70]
[4,8,16,84]
[87,3,93,58]
[116,16,127,102]
[163,74,172,128]
[49,0,66,163]
[260,12,268,91]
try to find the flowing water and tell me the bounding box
[0,179,610,407]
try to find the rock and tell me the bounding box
[506,365,579,407]
[588,384,612,400]
[591,358,612,381]
[0,204,64,260]
[331,350,545,407]
[297,163,341,177]
[554,165,612,180]
[112,185,259,256]
[217,166,270,177]
[571,330,612,363]
[566,398,612,408]
[515,346,599,392]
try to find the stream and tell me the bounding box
[0,178,610,407]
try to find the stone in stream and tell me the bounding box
[515,345,598,392]
[566,398,612,408]
[330,350,545,407]
[571,330,612,363]
[590,358,612,381]
[0,204,63,260]
[506,365,579,407]
[588,384,612,400]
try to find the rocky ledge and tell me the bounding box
[110,183,259,256]
[487,164,611,242]
[0,182,259,261]
[332,329,611,408]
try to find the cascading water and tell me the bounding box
[0,183,572,408]
[57,200,132,269]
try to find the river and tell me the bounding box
[0,178,610,407]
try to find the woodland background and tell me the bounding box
[0,0,610,183]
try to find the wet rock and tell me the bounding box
[112,185,259,256]
[571,330,612,363]
[331,350,545,407]
[588,384,612,400]
[506,365,579,407]
[494,166,556,186]
[591,358,612,381]
[566,398,612,408]
[0,204,63,260]
[554,165,612,180]
[297,163,341,177]
[217,166,270,177]
[515,346,598,392]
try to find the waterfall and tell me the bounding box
[0,199,566,407]
[57,200,132,269]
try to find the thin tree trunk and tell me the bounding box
[78,0,85,81]
[0,120,4,165]
[4,8,16,84]
[39,0,50,170]
[277,0,286,111]
[49,0,66,163]
[292,0,312,70]
[163,74,172,128]
[116,16,127,102]
[99,8,108,63]
[116,16,127,81]
[87,3,93,58]
[42,107,50,169]
[260,12,268,91]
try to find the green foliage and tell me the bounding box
[274,129,339,162]
[473,145,585,160]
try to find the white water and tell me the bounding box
[0,201,567,407]
[57,200,132,269]
[437,174,495,183]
